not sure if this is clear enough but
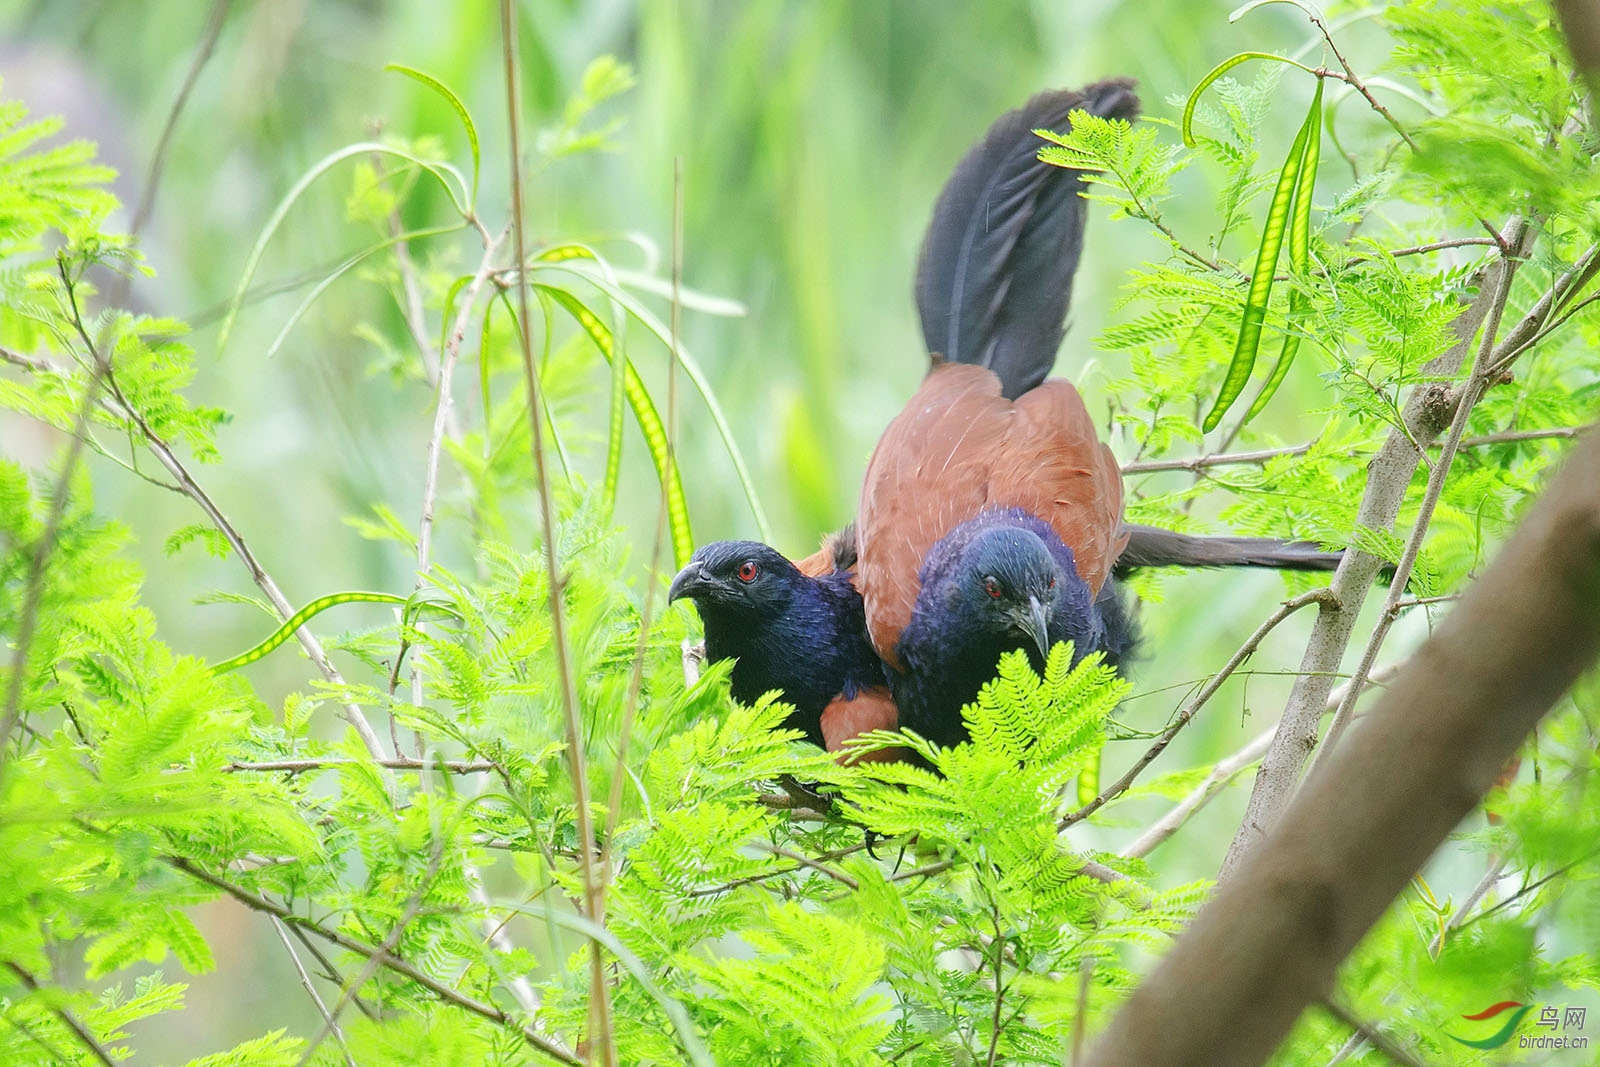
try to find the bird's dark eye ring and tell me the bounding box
[982,575,1002,599]
[737,561,759,583]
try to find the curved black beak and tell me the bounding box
[1014,594,1051,664]
[668,563,710,604]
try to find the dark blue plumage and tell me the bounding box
[667,541,882,747]
[891,508,1137,749]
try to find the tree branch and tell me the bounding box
[3,962,117,1067]
[1320,1000,1436,1067]
[226,757,496,774]
[1320,250,1520,755]
[1082,421,1600,1067]
[132,0,231,236]
[1221,217,1533,878]
[498,6,614,1063]
[1062,588,1333,831]
[271,917,358,1067]
[163,853,582,1065]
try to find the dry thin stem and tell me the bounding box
[103,363,388,757]
[1320,1001,1435,1067]
[1121,426,1580,476]
[1427,855,1506,957]
[601,158,685,888]
[226,757,496,774]
[271,917,358,1067]
[408,228,504,709]
[756,843,860,889]
[1122,443,1313,475]
[0,266,114,779]
[164,852,581,1065]
[132,0,232,235]
[1121,663,1401,859]
[8,258,389,759]
[985,905,1006,1067]
[1321,254,1516,755]
[292,843,445,1067]
[497,5,613,1063]
[3,962,116,1067]
[1061,588,1333,831]
[1122,727,1273,860]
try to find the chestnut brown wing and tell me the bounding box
[819,686,907,765]
[994,379,1128,595]
[856,365,1014,669]
[855,363,1126,669]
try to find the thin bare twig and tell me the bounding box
[1121,663,1401,859]
[1308,60,1417,152]
[1427,855,1506,957]
[100,355,388,757]
[293,840,445,1067]
[1381,237,1502,261]
[3,962,116,1067]
[163,852,581,1065]
[985,905,1006,1067]
[1061,588,1334,831]
[132,0,232,235]
[271,917,358,1067]
[1321,246,1520,756]
[0,345,55,374]
[226,757,496,774]
[1460,426,1585,448]
[498,6,614,1064]
[1320,1000,1437,1067]
[1120,426,1581,477]
[8,263,389,760]
[1122,443,1314,475]
[757,843,860,890]
[408,227,504,713]
[1456,845,1600,931]
[0,264,114,779]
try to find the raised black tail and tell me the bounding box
[1113,523,1343,576]
[914,78,1140,400]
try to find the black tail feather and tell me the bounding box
[1114,523,1343,576]
[915,78,1140,399]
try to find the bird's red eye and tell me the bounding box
[737,561,759,583]
[1048,576,1056,590]
[982,575,1002,599]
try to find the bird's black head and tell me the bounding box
[944,525,1063,663]
[667,541,803,619]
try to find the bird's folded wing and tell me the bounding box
[856,363,1126,669]
[997,379,1128,594]
[857,364,1013,668]
[819,686,907,764]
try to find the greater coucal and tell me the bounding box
[672,80,1336,755]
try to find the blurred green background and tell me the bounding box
[2,1,1421,1057]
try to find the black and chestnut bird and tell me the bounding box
[671,79,1336,755]
[854,364,1137,749]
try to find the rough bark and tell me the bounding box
[1082,424,1600,1067]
